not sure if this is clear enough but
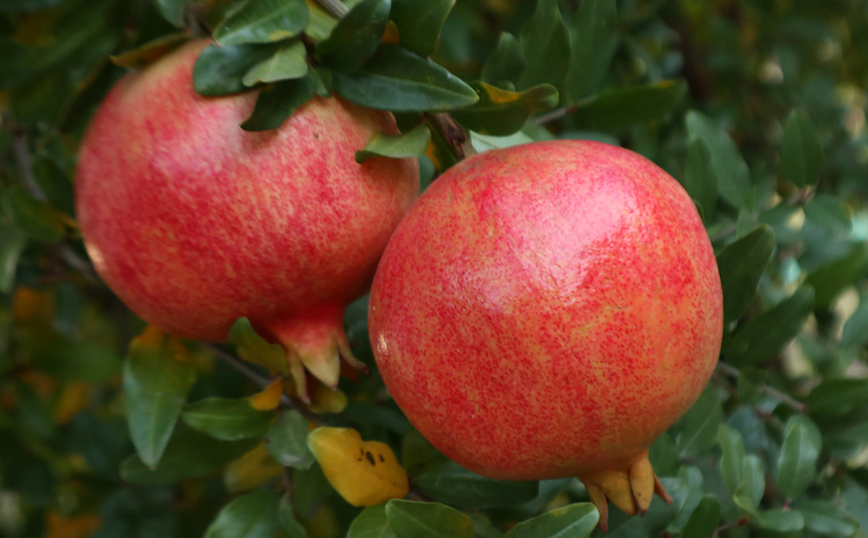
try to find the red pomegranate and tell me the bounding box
[75,39,419,399]
[368,140,722,529]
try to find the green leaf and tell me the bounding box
[681,495,720,538]
[355,124,431,163]
[755,509,805,535]
[243,39,308,86]
[571,79,686,131]
[123,336,197,468]
[733,455,764,513]
[228,318,290,375]
[842,298,868,348]
[451,82,558,136]
[386,500,474,538]
[480,32,525,89]
[716,225,776,323]
[241,71,319,131]
[795,500,858,537]
[777,415,822,500]
[121,424,259,485]
[568,0,618,99]
[278,493,311,538]
[152,0,187,27]
[468,513,504,538]
[265,409,314,469]
[681,138,718,221]
[193,43,278,96]
[305,0,339,40]
[0,226,26,293]
[807,379,868,416]
[204,490,280,538]
[805,244,868,308]
[333,46,478,111]
[2,188,65,243]
[717,425,745,496]
[803,194,850,235]
[736,367,768,405]
[725,286,814,367]
[390,0,455,57]
[214,0,310,46]
[470,130,535,153]
[413,460,539,509]
[502,503,598,538]
[181,398,272,441]
[316,0,391,73]
[349,504,397,538]
[402,429,445,478]
[686,111,751,209]
[676,385,722,458]
[781,109,823,188]
[519,0,569,96]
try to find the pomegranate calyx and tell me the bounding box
[579,450,670,532]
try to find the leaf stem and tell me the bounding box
[715,361,807,413]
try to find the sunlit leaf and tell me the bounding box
[317,0,390,73]
[355,124,431,163]
[452,82,558,136]
[214,0,310,46]
[242,39,308,86]
[348,504,397,538]
[386,500,473,538]
[502,503,598,538]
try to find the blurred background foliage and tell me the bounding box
[4,0,868,537]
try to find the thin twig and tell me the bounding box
[716,361,807,413]
[314,0,349,19]
[428,113,477,160]
[534,96,595,126]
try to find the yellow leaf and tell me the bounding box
[307,427,408,507]
[249,378,284,411]
[44,512,100,538]
[308,383,348,414]
[381,21,400,45]
[53,382,91,424]
[223,443,284,493]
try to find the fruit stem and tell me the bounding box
[427,113,477,161]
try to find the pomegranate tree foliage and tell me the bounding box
[2,0,868,536]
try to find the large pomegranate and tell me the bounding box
[75,39,419,399]
[368,140,722,529]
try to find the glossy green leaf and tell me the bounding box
[123,336,197,468]
[152,0,186,27]
[243,39,308,86]
[571,79,686,131]
[519,0,569,95]
[386,500,474,538]
[355,124,431,163]
[265,409,314,469]
[733,455,764,513]
[333,46,478,111]
[726,286,814,367]
[278,493,310,538]
[568,0,618,99]
[390,0,455,57]
[316,0,390,73]
[2,188,65,243]
[755,509,805,535]
[777,415,822,500]
[680,495,720,538]
[0,226,27,293]
[193,43,278,96]
[807,379,868,416]
[214,0,310,46]
[716,225,776,323]
[305,0,339,40]
[348,504,397,538]
[452,82,558,136]
[413,460,539,509]
[686,111,751,209]
[204,489,280,538]
[682,138,718,221]
[842,298,868,348]
[781,109,823,188]
[502,503,598,538]
[241,71,318,131]
[181,398,272,441]
[228,317,290,375]
[480,32,524,89]
[805,244,868,308]
[121,424,259,485]
[676,385,722,458]
[795,500,858,537]
[717,425,745,495]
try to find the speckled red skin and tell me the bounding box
[76,40,419,343]
[369,140,722,481]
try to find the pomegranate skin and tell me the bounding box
[369,140,722,483]
[76,40,419,388]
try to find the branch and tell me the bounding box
[715,361,807,413]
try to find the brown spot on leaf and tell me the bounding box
[365,451,376,465]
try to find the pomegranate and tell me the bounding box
[75,39,419,400]
[368,140,722,529]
